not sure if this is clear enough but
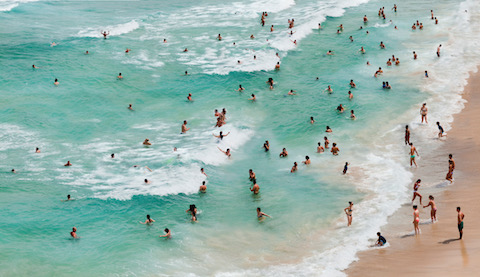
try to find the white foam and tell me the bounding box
[75,20,140,38]
[0,0,38,12]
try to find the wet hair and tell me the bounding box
[202,181,205,185]
[413,205,418,209]
[144,179,148,182]
[305,156,309,159]
[119,73,122,76]
[377,232,381,236]
[257,207,261,212]
[349,201,353,205]
[311,116,314,120]
[226,148,230,151]
[54,78,58,82]
[183,120,187,124]
[324,136,328,140]
[67,194,71,198]
[283,148,286,151]
[333,143,337,146]
[351,110,354,113]
[318,142,321,146]
[164,228,169,232]
[348,91,351,94]
[326,126,330,129]
[406,125,409,128]
[146,214,150,219]
[111,153,114,157]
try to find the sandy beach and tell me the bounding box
[346,68,480,276]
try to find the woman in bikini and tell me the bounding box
[257,207,271,221]
[420,103,428,123]
[344,202,353,226]
[412,179,422,205]
[413,205,420,235]
[423,195,437,223]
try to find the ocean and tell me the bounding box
[1,0,479,276]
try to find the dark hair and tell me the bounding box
[257,207,261,211]
[377,232,381,236]
[305,156,309,159]
[202,181,205,185]
[413,205,418,209]
[417,179,421,182]
[457,207,461,210]
[147,214,150,219]
[164,228,169,232]
[429,195,434,199]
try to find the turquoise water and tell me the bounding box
[1,0,479,275]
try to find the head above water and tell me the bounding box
[147,214,150,219]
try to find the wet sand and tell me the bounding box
[346,69,480,276]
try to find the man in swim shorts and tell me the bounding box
[457,207,465,239]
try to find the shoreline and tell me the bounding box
[345,68,480,276]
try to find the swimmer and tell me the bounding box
[291,40,297,45]
[423,195,437,222]
[344,202,353,226]
[279,148,288,157]
[266,78,274,89]
[217,34,222,40]
[363,15,368,22]
[350,110,356,120]
[387,59,392,66]
[326,126,332,133]
[336,104,345,113]
[437,122,446,137]
[199,181,207,192]
[420,103,428,123]
[376,232,387,246]
[317,142,324,153]
[111,153,115,158]
[70,227,79,238]
[125,48,131,53]
[257,207,271,220]
[254,55,256,60]
[343,162,349,174]
[412,24,416,30]
[326,50,334,55]
[213,131,230,140]
[143,139,152,146]
[425,71,429,78]
[412,179,422,205]
[11,169,16,173]
[349,36,353,42]
[270,25,274,32]
[437,44,442,57]
[250,34,255,39]
[54,78,59,86]
[249,94,256,101]
[62,194,72,201]
[250,180,260,194]
[367,61,370,65]
[291,162,298,173]
[413,51,417,60]
[101,31,109,39]
[405,125,410,145]
[237,84,245,92]
[186,205,198,221]
[338,24,344,30]
[395,59,400,65]
[310,116,315,124]
[392,4,397,12]
[409,143,419,167]
[181,120,190,133]
[50,42,57,47]
[184,71,189,76]
[325,85,333,93]
[413,205,420,235]
[183,48,188,52]
[431,10,434,20]
[331,143,339,155]
[117,73,123,79]
[201,167,207,177]
[324,136,330,148]
[218,147,231,157]
[385,82,391,89]
[140,214,155,224]
[263,140,270,152]
[457,207,465,239]
[288,90,296,95]
[187,93,193,101]
[85,50,89,54]
[128,104,133,110]
[359,46,366,54]
[163,39,167,43]
[419,23,423,30]
[348,91,353,99]
[249,169,256,181]
[318,23,322,29]
[144,179,151,184]
[350,80,356,88]
[380,41,385,49]
[435,17,438,24]
[275,62,281,70]
[303,156,311,165]
[64,161,72,167]
[35,147,41,153]
[159,228,171,238]
[32,64,38,69]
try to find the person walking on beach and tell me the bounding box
[420,103,428,123]
[344,202,353,226]
[413,205,420,235]
[457,207,465,239]
[412,179,423,205]
[409,143,419,167]
[405,125,411,145]
[423,195,437,223]
[437,44,442,57]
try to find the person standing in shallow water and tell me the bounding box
[344,202,353,226]
[423,195,437,223]
[413,205,420,236]
[409,143,419,167]
[405,125,410,145]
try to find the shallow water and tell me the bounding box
[1,0,479,275]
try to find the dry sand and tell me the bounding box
[345,69,480,276]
